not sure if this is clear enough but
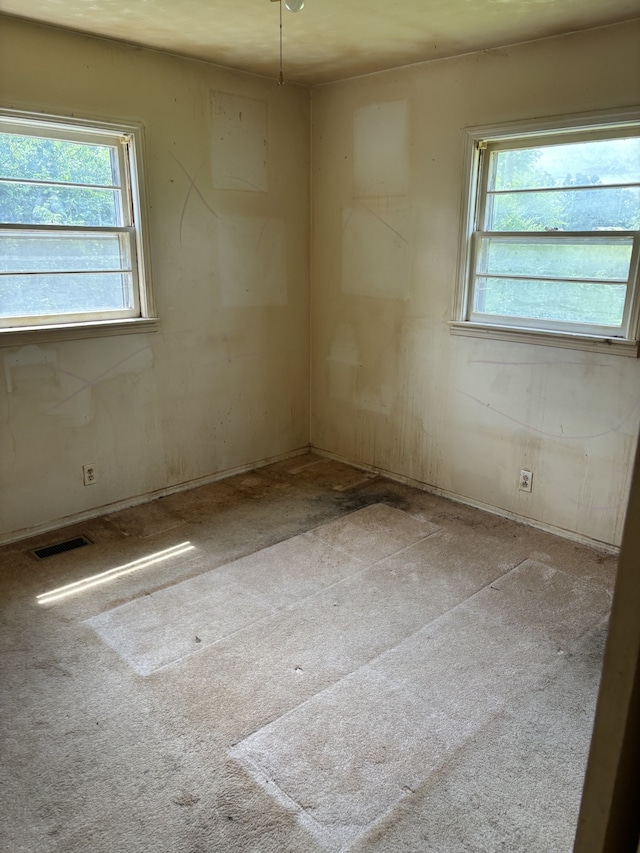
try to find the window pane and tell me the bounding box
[0,182,122,226]
[485,186,640,231]
[477,235,633,281]
[473,277,626,326]
[0,132,118,186]
[491,137,640,191]
[0,231,131,273]
[0,272,133,317]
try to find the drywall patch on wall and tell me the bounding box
[359,382,395,416]
[327,310,404,420]
[342,204,411,299]
[2,339,153,429]
[211,91,268,193]
[353,100,408,198]
[219,216,287,307]
[4,345,57,394]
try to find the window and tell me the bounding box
[0,110,156,343]
[453,110,640,354]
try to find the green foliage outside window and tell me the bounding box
[474,136,640,329]
[0,131,131,318]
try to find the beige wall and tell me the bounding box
[310,21,640,547]
[0,17,310,540]
[2,17,639,548]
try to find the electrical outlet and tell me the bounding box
[519,469,533,492]
[83,464,97,486]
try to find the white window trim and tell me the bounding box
[0,108,158,346]
[451,107,640,357]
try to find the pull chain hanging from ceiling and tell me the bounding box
[273,0,305,86]
[279,0,284,85]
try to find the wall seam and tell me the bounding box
[308,84,314,447]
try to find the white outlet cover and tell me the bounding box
[519,470,533,492]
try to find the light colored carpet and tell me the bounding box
[229,559,610,851]
[0,457,617,852]
[85,505,438,675]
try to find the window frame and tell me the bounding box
[451,108,640,356]
[0,108,157,346]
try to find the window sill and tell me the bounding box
[449,321,640,357]
[0,317,160,348]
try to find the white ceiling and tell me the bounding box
[4,0,639,85]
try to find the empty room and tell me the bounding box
[1,3,639,852]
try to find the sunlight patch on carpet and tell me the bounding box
[38,542,195,605]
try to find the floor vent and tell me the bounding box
[31,536,92,560]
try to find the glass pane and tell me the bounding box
[0,182,122,226]
[491,137,640,191]
[473,277,626,326]
[0,132,118,186]
[485,186,640,231]
[477,235,633,281]
[0,272,133,317]
[0,231,130,273]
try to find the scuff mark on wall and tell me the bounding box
[170,153,220,247]
[46,344,153,416]
[342,203,411,299]
[455,387,640,441]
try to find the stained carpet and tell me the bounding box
[0,456,616,852]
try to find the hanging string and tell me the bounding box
[278,0,284,85]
